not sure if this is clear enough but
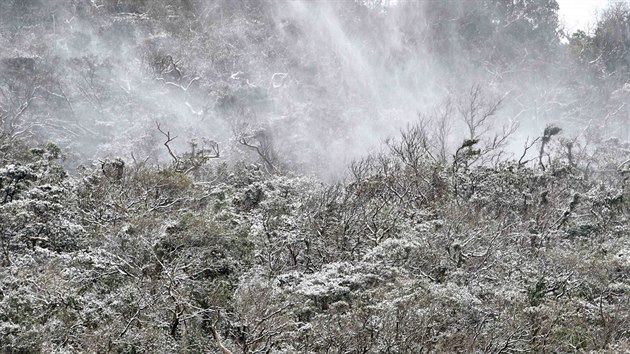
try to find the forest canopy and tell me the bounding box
[1,0,630,353]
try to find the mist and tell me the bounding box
[0,0,628,177]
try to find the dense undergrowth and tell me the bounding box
[3,0,630,353]
[2,123,630,352]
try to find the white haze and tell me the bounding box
[557,0,608,33]
[0,0,624,179]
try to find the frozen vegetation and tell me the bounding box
[1,0,630,352]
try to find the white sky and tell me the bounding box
[557,0,611,33]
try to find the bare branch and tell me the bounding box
[210,312,233,354]
[156,122,179,163]
[518,136,540,167]
[118,308,142,339]
[162,76,200,92]
[239,133,279,174]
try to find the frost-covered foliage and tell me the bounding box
[2,0,630,353]
[0,142,84,264]
[4,112,629,352]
